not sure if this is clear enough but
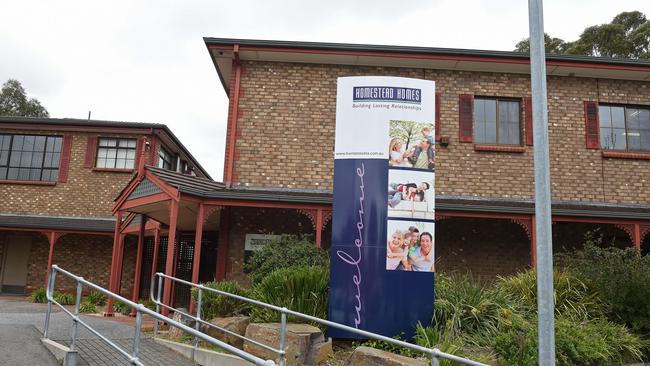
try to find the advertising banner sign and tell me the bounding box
[329,76,436,338]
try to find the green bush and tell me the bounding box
[113,299,131,315]
[192,281,251,320]
[250,266,329,329]
[244,235,329,284]
[28,288,47,303]
[433,273,505,338]
[495,269,603,320]
[79,301,97,313]
[559,234,650,335]
[86,291,107,306]
[494,311,644,366]
[53,292,75,305]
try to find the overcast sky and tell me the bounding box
[1,0,648,180]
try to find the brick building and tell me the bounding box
[0,117,209,296]
[103,38,650,312]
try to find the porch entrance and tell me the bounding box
[0,234,31,294]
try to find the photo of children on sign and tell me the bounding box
[388,120,435,171]
[386,220,435,272]
[388,169,434,220]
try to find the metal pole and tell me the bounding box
[194,287,203,355]
[279,310,287,366]
[154,275,163,337]
[43,268,56,339]
[71,281,83,351]
[528,0,556,365]
[133,307,143,361]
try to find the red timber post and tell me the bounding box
[189,203,205,314]
[633,223,641,255]
[315,208,323,248]
[150,228,161,281]
[162,199,179,315]
[225,45,242,189]
[130,215,147,316]
[115,233,126,297]
[216,207,230,281]
[106,211,123,316]
[44,231,59,288]
[531,215,537,267]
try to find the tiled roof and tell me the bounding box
[0,213,114,232]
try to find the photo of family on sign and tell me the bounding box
[388,120,435,171]
[388,169,434,220]
[386,220,435,272]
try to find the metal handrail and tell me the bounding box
[43,265,275,366]
[150,272,489,366]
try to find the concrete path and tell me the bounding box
[0,297,196,365]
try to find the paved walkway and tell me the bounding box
[0,297,196,365]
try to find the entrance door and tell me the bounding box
[1,235,32,294]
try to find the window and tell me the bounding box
[96,138,136,169]
[599,105,650,152]
[158,147,175,171]
[0,134,62,181]
[473,98,521,145]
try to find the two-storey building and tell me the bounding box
[0,117,209,296]
[106,38,650,311]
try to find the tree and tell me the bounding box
[514,11,650,59]
[0,79,49,117]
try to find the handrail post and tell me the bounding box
[70,280,83,351]
[43,266,56,338]
[431,353,440,366]
[194,287,203,354]
[133,305,143,361]
[154,275,163,337]
[278,309,287,366]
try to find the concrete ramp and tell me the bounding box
[0,324,58,365]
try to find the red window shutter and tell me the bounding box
[435,92,441,142]
[524,96,533,146]
[84,136,98,168]
[458,94,474,143]
[57,134,73,183]
[584,101,600,149]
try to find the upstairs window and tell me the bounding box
[96,138,136,169]
[473,98,521,145]
[599,105,650,152]
[158,147,175,171]
[0,134,62,181]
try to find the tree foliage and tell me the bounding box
[0,79,49,117]
[515,11,650,59]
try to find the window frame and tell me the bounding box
[473,97,523,146]
[158,146,176,171]
[0,133,63,182]
[94,137,137,170]
[598,103,650,153]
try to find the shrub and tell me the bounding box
[86,291,107,306]
[250,266,329,329]
[53,292,75,306]
[495,269,603,320]
[192,281,251,320]
[138,298,156,311]
[494,311,644,366]
[113,300,131,315]
[244,235,329,284]
[559,235,650,335]
[28,288,47,303]
[433,273,505,338]
[79,301,97,313]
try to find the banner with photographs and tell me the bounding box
[329,76,435,339]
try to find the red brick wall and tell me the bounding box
[231,61,650,205]
[25,232,137,296]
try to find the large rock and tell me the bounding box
[201,316,250,349]
[244,323,332,365]
[347,346,428,366]
[168,308,194,339]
